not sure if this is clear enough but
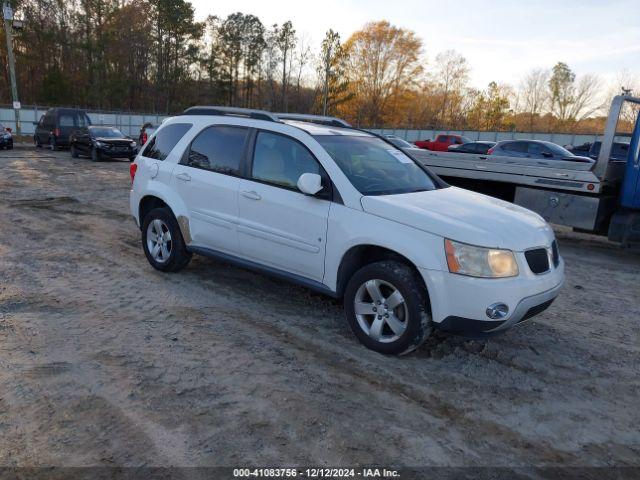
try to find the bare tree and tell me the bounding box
[518,68,549,130]
[568,73,603,121]
[432,50,470,127]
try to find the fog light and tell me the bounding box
[486,303,509,320]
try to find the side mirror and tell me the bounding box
[297,173,323,196]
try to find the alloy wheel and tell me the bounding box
[354,279,408,343]
[146,218,172,264]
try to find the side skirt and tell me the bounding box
[187,245,339,299]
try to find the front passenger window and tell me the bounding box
[251,131,322,189]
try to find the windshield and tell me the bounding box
[314,135,437,196]
[90,127,125,138]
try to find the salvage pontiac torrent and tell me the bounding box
[129,107,564,355]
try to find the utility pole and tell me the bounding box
[3,1,20,135]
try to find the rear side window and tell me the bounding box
[186,125,248,175]
[527,143,550,156]
[503,142,527,153]
[59,113,90,128]
[143,123,192,161]
[251,131,323,189]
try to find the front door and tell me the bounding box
[621,115,640,209]
[237,130,330,281]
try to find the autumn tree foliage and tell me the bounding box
[0,3,632,133]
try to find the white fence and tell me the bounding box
[0,105,619,146]
[0,105,168,137]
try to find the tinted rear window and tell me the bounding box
[58,113,91,128]
[186,125,248,175]
[143,123,192,161]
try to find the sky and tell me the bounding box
[191,0,640,89]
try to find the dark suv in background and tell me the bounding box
[70,126,137,161]
[34,108,92,150]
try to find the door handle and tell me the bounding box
[241,190,261,200]
[176,172,191,182]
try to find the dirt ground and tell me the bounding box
[0,148,639,474]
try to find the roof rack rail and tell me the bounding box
[275,113,351,128]
[182,106,280,123]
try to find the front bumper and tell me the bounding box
[420,255,565,336]
[98,147,136,158]
[0,137,13,147]
[437,282,561,336]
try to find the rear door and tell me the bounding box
[57,112,77,143]
[37,114,51,143]
[237,130,331,281]
[171,125,248,255]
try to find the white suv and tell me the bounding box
[129,107,564,355]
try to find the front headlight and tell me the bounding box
[95,141,105,147]
[130,141,136,148]
[445,239,518,278]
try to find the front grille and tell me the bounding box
[525,248,550,274]
[551,240,560,267]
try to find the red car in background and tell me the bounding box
[414,134,471,151]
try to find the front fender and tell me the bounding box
[324,204,446,292]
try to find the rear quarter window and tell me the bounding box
[142,123,192,161]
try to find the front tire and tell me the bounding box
[91,147,101,162]
[70,144,79,158]
[49,137,57,151]
[141,208,192,272]
[344,260,432,355]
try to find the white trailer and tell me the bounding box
[405,95,640,241]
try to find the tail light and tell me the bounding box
[54,128,61,137]
[487,147,495,155]
[129,162,138,183]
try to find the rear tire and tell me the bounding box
[141,207,192,272]
[35,136,42,148]
[344,260,432,355]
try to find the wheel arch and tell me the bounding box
[139,195,170,226]
[335,244,430,301]
[137,192,192,245]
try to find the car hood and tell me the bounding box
[360,186,554,251]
